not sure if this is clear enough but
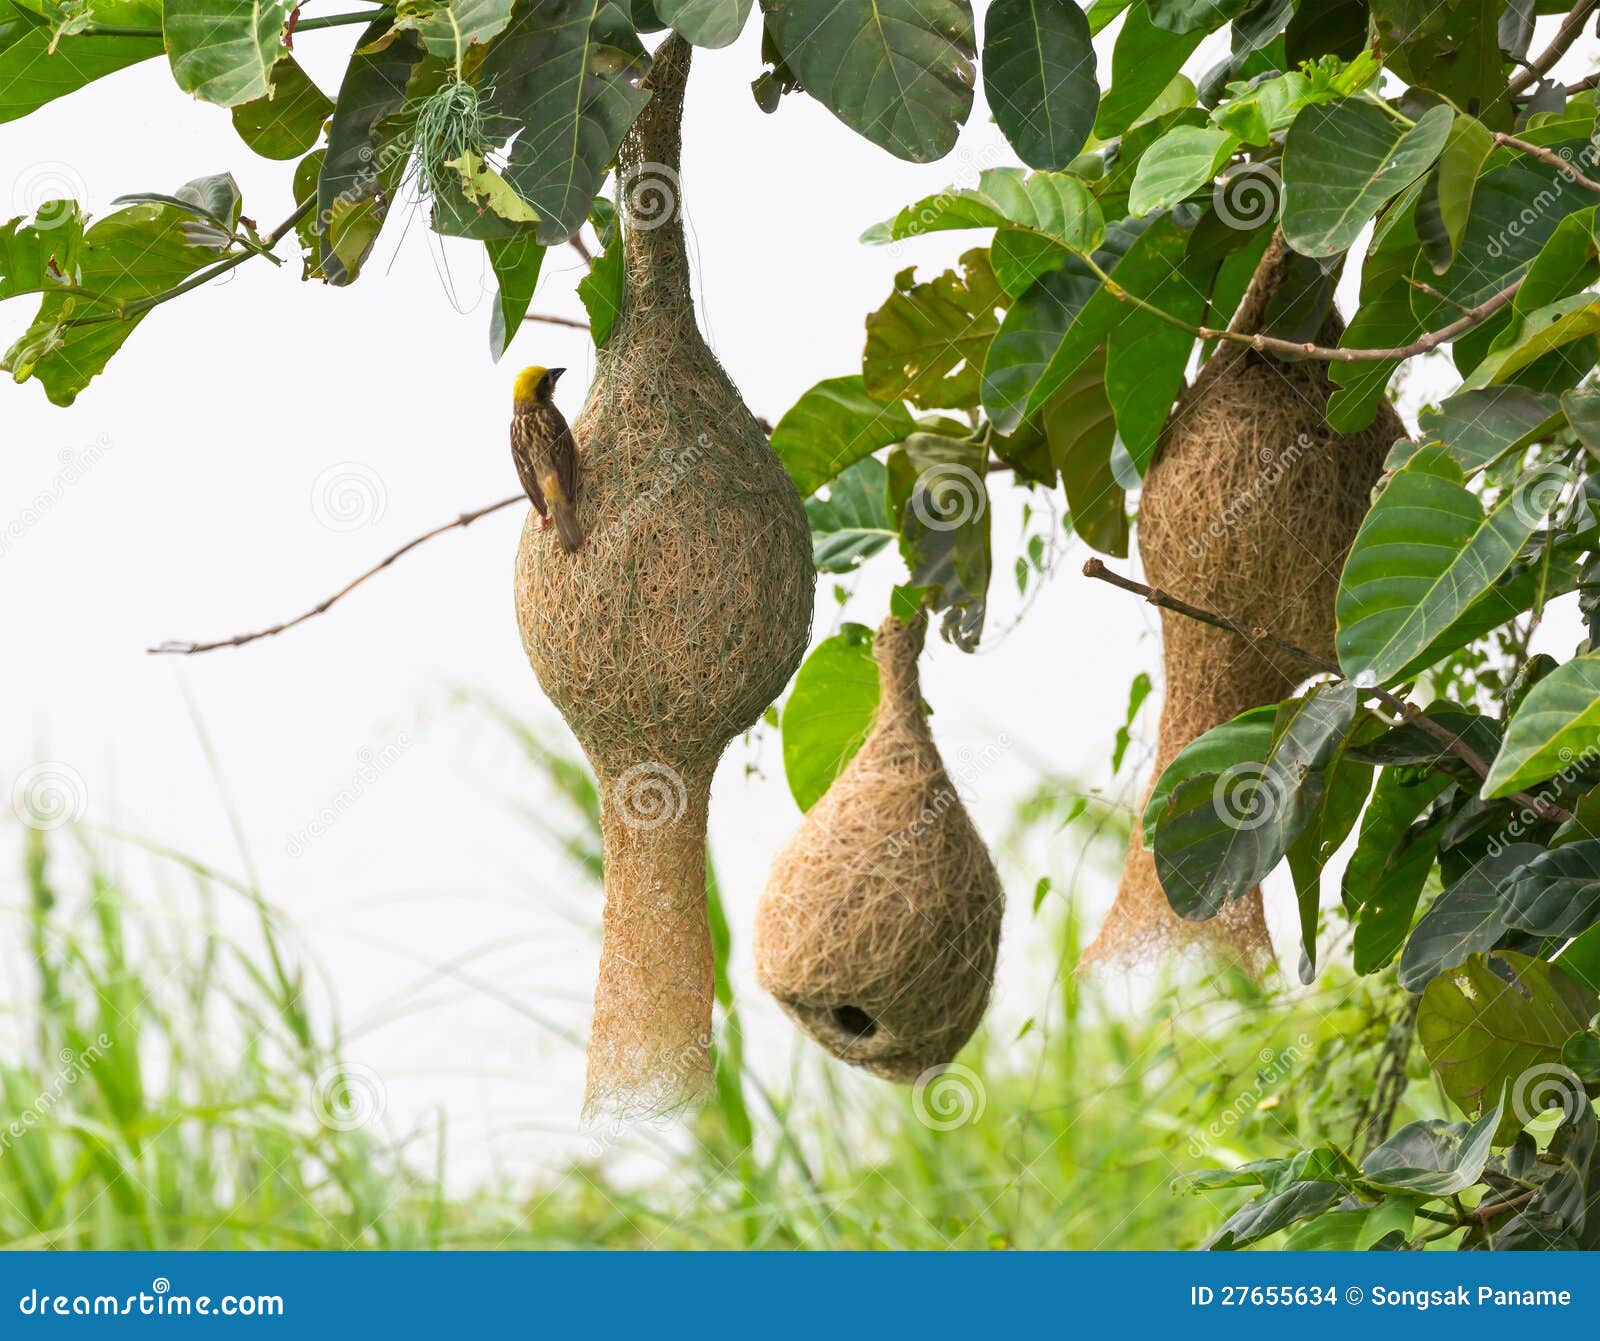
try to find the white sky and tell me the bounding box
[1,14,1594,1186]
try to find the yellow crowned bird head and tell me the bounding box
[513,365,565,406]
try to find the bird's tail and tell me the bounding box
[553,504,584,554]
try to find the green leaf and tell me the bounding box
[164,0,293,107]
[486,229,545,361]
[1206,1181,1344,1250]
[1335,452,1568,686]
[1370,0,1510,129]
[480,0,650,243]
[0,201,84,299]
[1501,842,1600,940]
[772,375,916,498]
[990,227,1069,296]
[1153,683,1360,921]
[1281,99,1453,258]
[1112,670,1153,774]
[2,200,219,405]
[889,432,992,649]
[781,624,880,811]
[863,249,1002,411]
[575,234,623,346]
[1463,293,1600,392]
[1485,652,1600,798]
[1146,0,1255,33]
[658,0,749,46]
[760,0,975,162]
[805,456,896,573]
[1144,705,1278,841]
[862,167,1103,252]
[1396,385,1562,475]
[0,0,163,125]
[390,0,517,58]
[1416,112,1493,274]
[1129,125,1237,216]
[1419,951,1598,1137]
[1397,843,1542,992]
[1288,720,1379,979]
[982,0,1098,170]
[1360,1101,1503,1196]
[231,55,333,160]
[316,23,427,286]
[1043,349,1126,556]
[1094,0,1204,139]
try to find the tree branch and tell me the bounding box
[150,495,523,656]
[1509,0,1600,97]
[1081,559,1572,823]
[1494,132,1600,193]
[521,312,590,329]
[1094,262,1526,365]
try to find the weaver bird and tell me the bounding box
[511,365,583,552]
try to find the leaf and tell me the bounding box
[390,0,517,57]
[316,23,427,286]
[445,152,541,225]
[1112,670,1153,774]
[982,0,1098,170]
[1418,951,1598,1137]
[990,227,1068,296]
[0,0,163,125]
[1360,1100,1503,1196]
[486,229,545,361]
[1206,1181,1344,1250]
[231,55,333,160]
[1500,842,1600,940]
[1335,452,1568,686]
[1145,706,1279,841]
[1129,125,1237,216]
[1397,842,1543,992]
[863,249,1002,411]
[576,234,623,346]
[0,202,84,300]
[1146,0,1255,32]
[1485,652,1600,798]
[1043,349,1125,556]
[1396,385,1562,475]
[805,456,895,573]
[2,199,219,405]
[1281,99,1453,258]
[760,0,975,162]
[1153,684,1360,920]
[657,0,749,45]
[164,0,293,107]
[1463,294,1600,392]
[1349,788,1451,975]
[781,624,880,810]
[889,433,992,649]
[480,0,650,244]
[1416,112,1493,274]
[771,376,916,498]
[1370,0,1510,129]
[1094,0,1204,140]
[862,167,1103,252]
[1288,720,1379,979]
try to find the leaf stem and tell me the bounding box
[82,7,391,38]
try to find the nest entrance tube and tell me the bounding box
[1082,237,1403,975]
[514,34,815,1120]
[754,612,1004,1083]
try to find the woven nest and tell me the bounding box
[514,35,814,1120]
[754,612,1004,1082]
[1082,237,1404,975]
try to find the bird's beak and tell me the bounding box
[548,367,566,384]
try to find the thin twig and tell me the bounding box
[1096,264,1526,365]
[83,8,390,37]
[521,312,590,329]
[1509,0,1600,97]
[1081,560,1571,822]
[1494,132,1600,193]
[568,235,594,267]
[149,495,523,655]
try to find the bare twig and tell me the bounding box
[150,495,524,656]
[1509,0,1600,97]
[1081,559,1571,822]
[1494,132,1600,193]
[568,235,594,267]
[1096,266,1527,365]
[520,312,590,329]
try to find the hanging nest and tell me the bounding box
[1082,236,1405,975]
[754,611,1004,1082]
[514,35,814,1119]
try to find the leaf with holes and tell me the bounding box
[864,249,1002,411]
